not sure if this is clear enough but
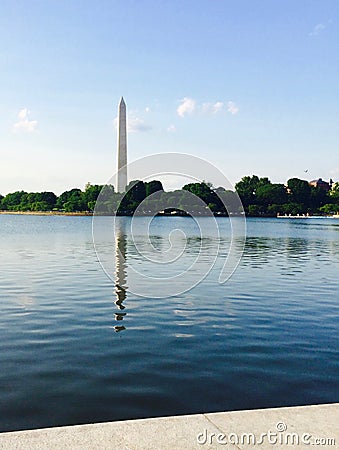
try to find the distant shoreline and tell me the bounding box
[0,211,92,216]
[1,211,338,219]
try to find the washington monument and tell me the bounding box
[117,97,127,192]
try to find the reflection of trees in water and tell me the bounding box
[283,238,309,260]
[240,236,338,274]
[240,238,280,268]
[329,240,339,257]
[128,235,219,260]
[241,237,321,266]
[114,224,128,332]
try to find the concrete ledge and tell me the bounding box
[0,403,337,449]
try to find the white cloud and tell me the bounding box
[177,97,196,117]
[113,115,152,133]
[167,124,176,132]
[227,101,239,115]
[13,108,38,132]
[309,23,326,36]
[128,116,152,133]
[18,109,27,120]
[201,101,224,114]
[145,107,150,113]
[212,101,223,113]
[177,98,231,117]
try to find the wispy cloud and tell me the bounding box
[128,116,152,133]
[167,124,176,133]
[309,21,331,36]
[309,23,325,36]
[113,115,152,133]
[177,97,196,117]
[13,108,38,132]
[201,101,224,114]
[177,97,237,117]
[227,101,239,115]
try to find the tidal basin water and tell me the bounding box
[0,215,338,432]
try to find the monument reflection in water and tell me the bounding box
[114,220,128,332]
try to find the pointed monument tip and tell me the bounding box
[119,96,125,104]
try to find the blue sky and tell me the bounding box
[1,0,338,194]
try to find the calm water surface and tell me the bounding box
[0,215,338,431]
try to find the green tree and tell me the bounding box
[329,182,339,199]
[183,182,212,202]
[162,190,181,209]
[30,201,50,211]
[118,180,146,214]
[235,175,258,205]
[256,183,287,207]
[281,202,304,216]
[235,176,274,215]
[38,192,57,209]
[247,204,261,216]
[83,183,104,211]
[310,186,327,211]
[0,191,57,211]
[126,180,146,202]
[287,178,311,205]
[145,180,163,197]
[96,185,118,214]
[216,189,241,215]
[25,192,57,210]
[56,189,86,211]
[183,182,222,211]
[320,204,339,214]
[267,204,283,216]
[235,175,272,207]
[1,191,28,210]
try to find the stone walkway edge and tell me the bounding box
[0,403,337,449]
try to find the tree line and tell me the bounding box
[0,176,338,216]
[235,176,339,216]
[0,183,102,213]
